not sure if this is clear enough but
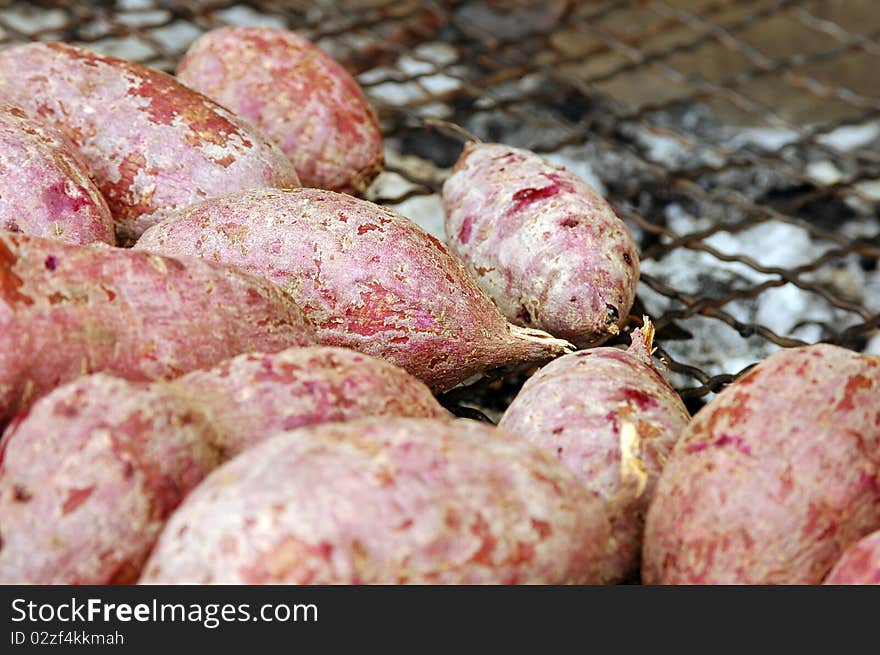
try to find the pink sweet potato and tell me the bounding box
[642,344,880,584]
[134,188,572,391]
[0,104,114,245]
[0,374,220,584]
[499,320,690,581]
[177,26,383,194]
[443,142,640,348]
[0,232,315,425]
[823,530,880,585]
[140,418,615,584]
[169,346,448,459]
[0,42,299,243]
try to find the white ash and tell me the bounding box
[0,5,67,34]
[359,42,462,107]
[816,122,880,151]
[397,50,444,76]
[724,127,800,152]
[411,102,455,120]
[621,124,726,170]
[213,5,286,29]
[389,194,446,240]
[366,169,446,239]
[639,202,878,390]
[118,0,156,9]
[408,42,458,67]
[115,9,173,30]
[362,62,465,108]
[366,77,425,106]
[366,148,448,239]
[147,20,203,54]
[89,36,157,62]
[806,160,844,186]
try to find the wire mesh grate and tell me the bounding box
[1,0,877,416]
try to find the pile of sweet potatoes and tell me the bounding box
[0,25,878,587]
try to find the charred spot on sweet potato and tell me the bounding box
[605,304,619,324]
[12,484,31,502]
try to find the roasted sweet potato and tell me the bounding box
[140,418,615,584]
[443,142,639,348]
[0,232,315,425]
[0,104,114,245]
[642,344,880,584]
[0,374,220,584]
[0,42,299,242]
[177,26,383,194]
[499,320,689,581]
[169,346,448,459]
[135,188,572,391]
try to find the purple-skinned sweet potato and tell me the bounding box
[0,104,114,245]
[499,319,690,582]
[134,188,572,391]
[139,418,615,584]
[642,344,880,585]
[0,42,299,243]
[0,374,220,584]
[0,232,316,425]
[169,346,448,459]
[176,26,383,194]
[823,530,880,585]
[442,142,640,348]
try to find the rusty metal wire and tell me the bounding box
[1,0,877,414]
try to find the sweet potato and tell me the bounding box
[499,320,689,581]
[0,42,299,243]
[0,232,315,425]
[442,142,639,348]
[0,374,220,584]
[135,188,572,391]
[642,344,880,584]
[169,346,448,459]
[177,26,383,194]
[140,418,615,584]
[0,104,114,245]
[823,530,880,585]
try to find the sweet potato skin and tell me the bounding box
[0,374,220,584]
[0,42,299,243]
[442,142,639,348]
[135,188,571,391]
[0,104,114,245]
[642,344,880,584]
[177,26,383,194]
[499,325,689,581]
[140,418,615,584]
[0,232,316,425]
[169,346,448,459]
[823,530,880,585]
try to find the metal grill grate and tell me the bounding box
[2,0,878,416]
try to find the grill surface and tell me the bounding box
[2,0,878,417]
